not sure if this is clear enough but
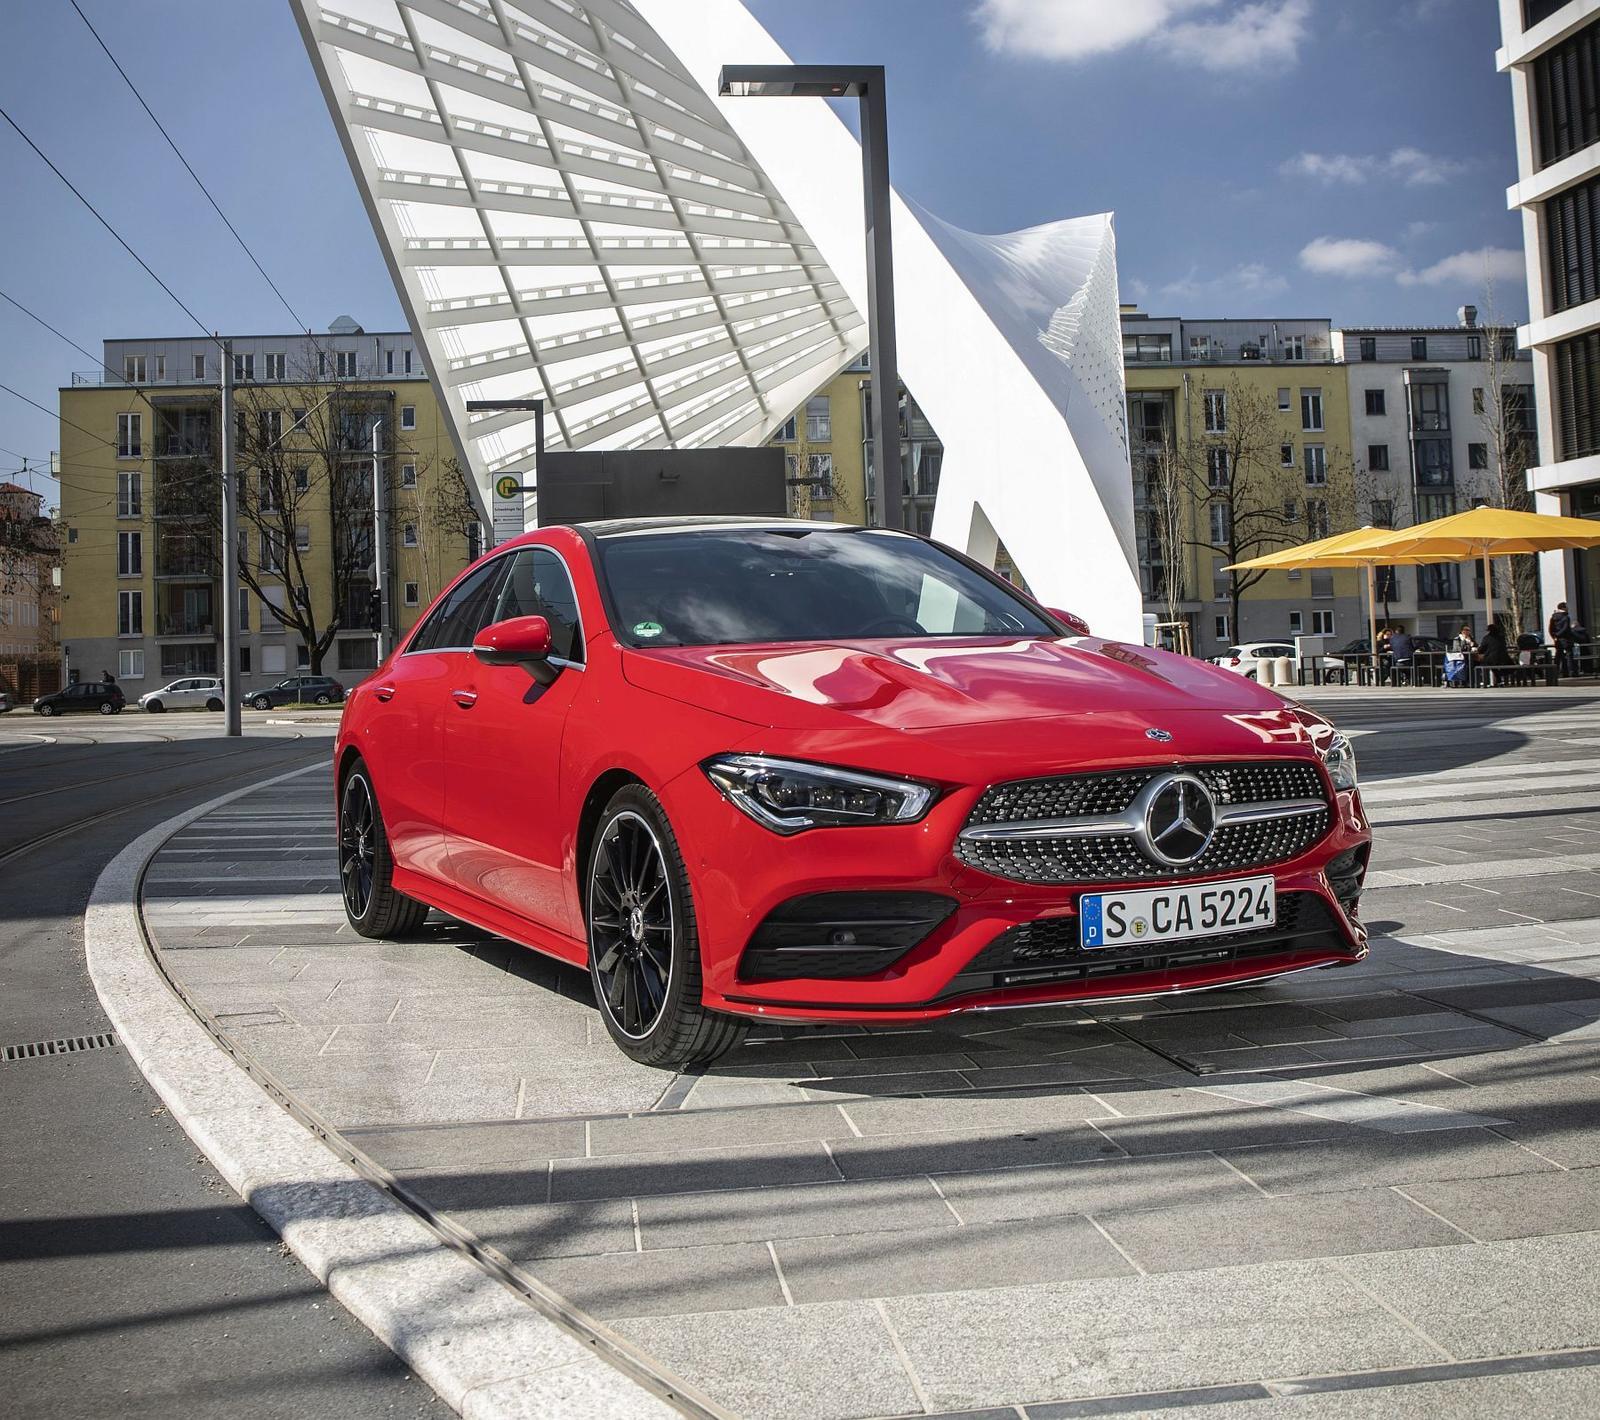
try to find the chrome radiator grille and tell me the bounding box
[955,762,1330,886]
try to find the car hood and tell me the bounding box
[622,636,1289,731]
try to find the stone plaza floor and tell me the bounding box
[139,687,1600,1418]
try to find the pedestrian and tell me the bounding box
[1549,601,1578,677]
[1478,620,1512,686]
[101,668,115,684]
[1389,624,1415,684]
[1451,623,1477,656]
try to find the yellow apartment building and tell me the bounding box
[58,320,477,693]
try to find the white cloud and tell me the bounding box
[1299,237,1402,278]
[1281,147,1468,187]
[1146,261,1290,304]
[1397,246,1526,287]
[1403,219,1438,241]
[974,0,1311,71]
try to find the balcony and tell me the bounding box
[155,434,212,459]
[157,611,216,637]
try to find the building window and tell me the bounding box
[1306,499,1331,538]
[296,643,311,670]
[1208,501,1232,544]
[295,523,311,552]
[1288,611,1303,635]
[260,531,284,573]
[1473,387,1486,415]
[192,352,206,380]
[1411,382,1450,431]
[1368,444,1390,472]
[1301,389,1324,431]
[1359,337,1377,361]
[1214,614,1231,641]
[1467,333,1482,361]
[1206,447,1231,488]
[1501,334,1518,361]
[233,353,255,382]
[123,354,146,383]
[266,352,286,380]
[117,412,142,458]
[1303,445,1327,486]
[1555,328,1600,460]
[152,354,166,381]
[807,452,834,498]
[1312,610,1335,635]
[239,587,250,632]
[337,351,357,378]
[259,409,282,448]
[1469,442,1489,469]
[1411,336,1428,361]
[401,404,416,430]
[262,643,286,674]
[385,350,395,374]
[1277,387,1291,412]
[401,463,416,488]
[317,352,327,378]
[1283,335,1306,361]
[1534,23,1600,169]
[404,581,420,606]
[404,349,414,374]
[239,645,251,674]
[775,415,796,442]
[1371,498,1395,527]
[118,590,143,636]
[403,523,418,547]
[117,472,142,518]
[1122,333,1172,363]
[117,530,142,577]
[805,395,831,441]
[1203,389,1227,432]
[118,649,145,679]
[1365,389,1386,416]
[1280,443,1295,467]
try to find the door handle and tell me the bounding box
[373,684,397,702]
[451,688,478,709]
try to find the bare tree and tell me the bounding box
[1477,300,1538,632]
[158,376,432,674]
[1132,416,1188,635]
[1176,378,1355,639]
[1351,449,1410,628]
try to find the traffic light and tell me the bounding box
[367,588,382,632]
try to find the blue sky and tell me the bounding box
[1,0,1519,508]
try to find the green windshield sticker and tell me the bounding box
[633,621,664,639]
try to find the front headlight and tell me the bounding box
[702,754,936,835]
[1322,732,1358,792]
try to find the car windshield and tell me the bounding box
[596,526,1057,648]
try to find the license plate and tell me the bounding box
[1079,875,1275,950]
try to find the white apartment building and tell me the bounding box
[1334,313,1534,641]
[1499,0,1600,636]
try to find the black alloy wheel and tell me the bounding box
[253,695,271,710]
[147,699,165,713]
[98,702,114,715]
[590,809,673,1039]
[37,703,54,717]
[338,762,429,938]
[585,785,746,1069]
[314,692,331,705]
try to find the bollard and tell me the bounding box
[1258,658,1276,688]
[1275,656,1294,687]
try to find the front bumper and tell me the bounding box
[667,765,1371,1025]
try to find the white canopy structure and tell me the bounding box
[291,0,1141,638]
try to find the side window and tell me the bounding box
[492,548,585,663]
[410,556,511,653]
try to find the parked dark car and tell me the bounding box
[1329,635,1448,661]
[244,675,346,710]
[34,681,126,716]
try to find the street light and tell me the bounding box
[717,64,902,531]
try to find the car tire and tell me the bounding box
[146,699,165,713]
[252,695,271,710]
[36,703,54,717]
[98,702,115,715]
[314,693,331,705]
[206,698,223,712]
[338,761,429,939]
[585,784,747,1070]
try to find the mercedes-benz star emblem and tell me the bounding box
[1135,772,1217,867]
[1145,728,1173,742]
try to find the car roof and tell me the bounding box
[576,515,865,539]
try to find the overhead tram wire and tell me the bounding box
[0,379,121,453]
[67,0,309,336]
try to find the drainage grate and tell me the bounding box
[2,1032,119,1063]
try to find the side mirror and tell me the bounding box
[1045,607,1093,637]
[473,615,559,685]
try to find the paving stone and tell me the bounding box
[1089,1109,1348,1158]
[775,1212,1133,1303]
[838,1089,1113,1137]
[636,1176,954,1250]
[440,1197,635,1260]
[549,1142,841,1202]
[933,1151,1259,1226]
[529,1240,784,1318]
[615,1302,921,1420]
[828,1122,1120,1180]
[588,1103,852,1155]
[1341,1232,1600,1358]
[881,1263,1439,1412]
[345,1118,587,1169]
[1218,1129,1557,1196]
[1400,1168,1600,1241]
[1097,1189,1466,1274]
[1083,1085,1250,1118]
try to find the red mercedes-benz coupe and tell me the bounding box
[335,518,1370,1067]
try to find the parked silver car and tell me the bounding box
[138,677,226,713]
